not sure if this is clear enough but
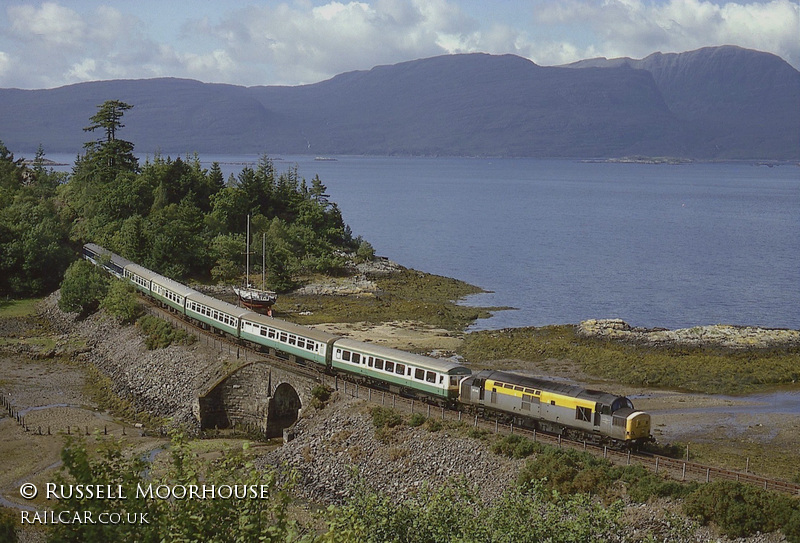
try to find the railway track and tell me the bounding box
[143,298,800,497]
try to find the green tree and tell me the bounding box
[58,259,109,316]
[82,100,138,175]
[100,279,141,323]
[0,142,73,296]
[209,233,246,283]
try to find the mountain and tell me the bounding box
[1,46,797,159]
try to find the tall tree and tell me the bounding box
[81,100,138,176]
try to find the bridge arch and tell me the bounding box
[193,361,317,437]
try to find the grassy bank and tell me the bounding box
[0,297,41,318]
[278,269,499,330]
[459,325,800,395]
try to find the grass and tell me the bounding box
[0,297,42,318]
[459,325,800,395]
[277,269,501,331]
[675,440,800,483]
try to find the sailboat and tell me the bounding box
[234,215,278,315]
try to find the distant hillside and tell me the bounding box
[1,46,797,159]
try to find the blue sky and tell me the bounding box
[0,0,797,89]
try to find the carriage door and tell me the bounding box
[472,378,486,403]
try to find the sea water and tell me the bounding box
[34,153,800,331]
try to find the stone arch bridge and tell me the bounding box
[192,361,324,438]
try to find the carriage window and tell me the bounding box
[268,329,276,339]
[415,369,424,380]
[279,332,288,343]
[288,335,296,346]
[368,357,374,367]
[297,338,305,349]
[426,371,436,383]
[450,376,459,386]
[352,353,361,364]
[396,364,405,375]
[374,359,383,370]
[504,384,514,389]
[342,350,351,362]
[385,361,394,373]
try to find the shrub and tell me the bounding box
[491,434,540,459]
[58,259,109,316]
[425,418,443,432]
[369,406,403,429]
[310,385,332,409]
[100,279,141,323]
[408,412,427,427]
[136,315,196,349]
[0,507,16,543]
[683,481,800,540]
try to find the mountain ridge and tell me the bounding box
[1,46,797,159]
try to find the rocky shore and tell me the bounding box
[578,318,800,350]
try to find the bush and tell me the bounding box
[491,434,540,459]
[369,406,403,429]
[136,315,195,349]
[310,385,332,409]
[425,418,443,432]
[683,481,800,540]
[58,259,109,316]
[100,279,141,323]
[0,507,16,543]
[408,412,427,427]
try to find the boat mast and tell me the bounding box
[246,214,250,288]
[262,232,266,290]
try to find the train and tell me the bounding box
[82,243,652,447]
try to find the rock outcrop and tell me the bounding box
[577,319,800,349]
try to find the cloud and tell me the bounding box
[528,0,800,67]
[196,0,459,85]
[0,0,796,89]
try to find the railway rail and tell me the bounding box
[144,298,800,497]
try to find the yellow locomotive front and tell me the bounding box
[626,411,652,442]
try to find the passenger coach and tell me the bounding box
[331,338,472,401]
[82,243,132,279]
[240,313,338,367]
[185,291,249,337]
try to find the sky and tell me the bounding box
[0,0,797,89]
